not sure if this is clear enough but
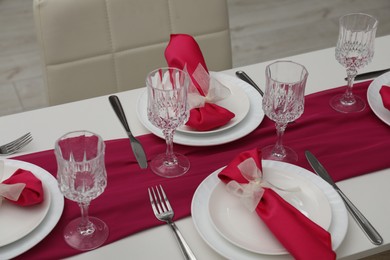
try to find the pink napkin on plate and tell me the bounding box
[2,169,44,206]
[165,34,235,131]
[379,85,390,110]
[218,148,336,260]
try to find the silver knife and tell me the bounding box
[345,68,390,81]
[305,151,383,245]
[109,95,148,169]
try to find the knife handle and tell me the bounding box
[109,95,131,133]
[235,71,264,96]
[347,68,390,81]
[336,188,383,245]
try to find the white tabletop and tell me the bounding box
[1,36,389,260]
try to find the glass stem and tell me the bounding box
[78,201,95,236]
[273,123,287,158]
[163,129,177,165]
[343,68,358,104]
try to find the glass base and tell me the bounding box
[64,217,109,251]
[262,145,298,163]
[150,152,190,178]
[330,94,366,113]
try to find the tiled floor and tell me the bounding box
[0,0,48,116]
[228,0,390,66]
[1,0,390,117]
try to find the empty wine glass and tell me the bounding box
[331,13,378,113]
[55,130,108,251]
[262,61,308,162]
[146,68,190,178]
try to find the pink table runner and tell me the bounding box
[13,81,390,259]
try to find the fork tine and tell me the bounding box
[150,186,163,214]
[5,134,32,151]
[156,185,167,212]
[159,185,172,212]
[1,133,31,149]
[148,187,159,216]
[0,133,33,155]
[9,132,31,145]
[7,136,33,153]
[11,134,32,147]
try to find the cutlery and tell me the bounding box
[305,151,383,245]
[346,68,390,81]
[0,133,33,155]
[109,95,148,169]
[148,185,197,260]
[235,70,264,96]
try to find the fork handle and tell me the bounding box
[168,221,197,260]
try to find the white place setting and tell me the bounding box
[137,72,264,146]
[0,159,64,259]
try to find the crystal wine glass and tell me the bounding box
[55,130,108,251]
[331,13,378,113]
[262,61,308,162]
[146,68,190,178]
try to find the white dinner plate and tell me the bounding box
[0,159,64,259]
[208,165,332,255]
[137,72,264,146]
[367,71,390,126]
[0,160,51,247]
[177,76,250,134]
[191,160,348,259]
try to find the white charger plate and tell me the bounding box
[178,74,250,134]
[191,160,348,259]
[208,164,332,255]
[0,159,64,259]
[137,73,264,146]
[0,160,51,247]
[367,71,390,126]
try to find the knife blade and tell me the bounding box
[305,151,383,245]
[109,95,148,169]
[345,68,390,81]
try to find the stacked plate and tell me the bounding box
[0,159,64,259]
[367,71,390,126]
[191,161,349,259]
[136,73,265,146]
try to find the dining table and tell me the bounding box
[1,35,390,260]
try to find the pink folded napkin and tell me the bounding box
[379,85,390,110]
[57,134,100,160]
[2,169,44,206]
[187,103,235,131]
[218,148,336,260]
[165,34,235,131]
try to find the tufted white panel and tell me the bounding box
[33,0,232,105]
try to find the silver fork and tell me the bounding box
[0,133,33,155]
[148,185,197,260]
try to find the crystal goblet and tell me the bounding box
[262,61,308,162]
[55,130,108,251]
[146,68,190,178]
[331,13,378,113]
